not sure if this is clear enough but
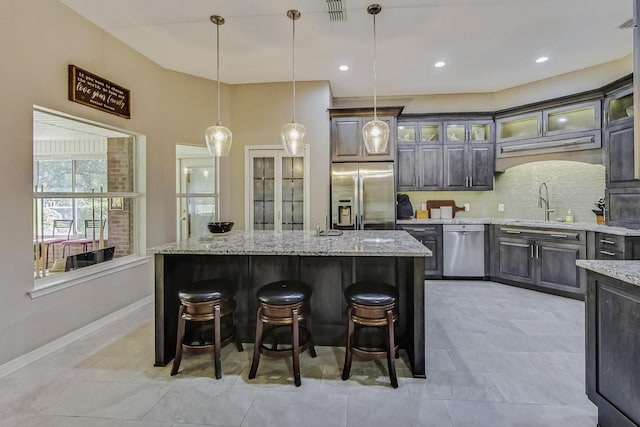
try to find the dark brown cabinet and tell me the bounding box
[604,85,637,188]
[399,224,442,277]
[493,226,586,298]
[396,115,495,191]
[593,232,640,260]
[329,107,403,162]
[585,270,640,427]
[397,143,443,190]
[496,99,602,159]
[443,143,494,191]
[602,81,640,229]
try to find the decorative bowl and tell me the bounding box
[207,221,234,234]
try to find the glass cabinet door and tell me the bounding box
[444,123,466,143]
[606,88,633,125]
[397,122,417,143]
[496,112,541,142]
[470,122,491,142]
[248,147,307,231]
[253,157,275,230]
[544,101,599,136]
[281,156,304,230]
[420,123,442,143]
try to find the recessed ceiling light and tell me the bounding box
[434,61,446,68]
[339,65,349,71]
[535,56,549,63]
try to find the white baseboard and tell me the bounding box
[0,294,153,379]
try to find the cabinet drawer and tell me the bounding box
[596,234,625,250]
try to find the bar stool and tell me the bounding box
[342,281,399,388]
[248,280,317,387]
[171,278,243,379]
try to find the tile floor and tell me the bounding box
[0,280,597,426]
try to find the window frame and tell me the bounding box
[30,105,147,297]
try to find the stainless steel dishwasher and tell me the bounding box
[442,224,485,277]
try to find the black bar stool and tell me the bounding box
[171,278,243,379]
[342,281,399,388]
[248,280,317,387]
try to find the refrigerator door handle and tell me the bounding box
[353,172,360,230]
[359,174,365,230]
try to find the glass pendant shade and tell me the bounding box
[281,122,307,155]
[205,124,233,157]
[363,4,389,154]
[362,119,389,154]
[282,10,306,155]
[206,15,232,157]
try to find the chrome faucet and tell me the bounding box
[538,182,554,222]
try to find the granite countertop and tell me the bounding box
[576,260,640,287]
[148,230,432,257]
[397,218,640,236]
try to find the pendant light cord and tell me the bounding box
[372,11,378,120]
[291,14,297,123]
[216,21,222,126]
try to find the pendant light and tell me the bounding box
[281,9,307,156]
[362,4,389,154]
[205,15,232,157]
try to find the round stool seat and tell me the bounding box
[344,281,398,306]
[256,280,312,305]
[179,279,236,303]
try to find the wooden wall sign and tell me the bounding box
[68,65,131,119]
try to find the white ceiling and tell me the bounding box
[60,0,633,99]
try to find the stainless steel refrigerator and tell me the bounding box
[331,162,395,230]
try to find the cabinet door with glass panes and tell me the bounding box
[443,120,494,144]
[604,85,638,188]
[248,147,308,231]
[496,100,602,156]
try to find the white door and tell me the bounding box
[176,146,218,240]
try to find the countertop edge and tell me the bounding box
[576,259,640,287]
[397,218,640,236]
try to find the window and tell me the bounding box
[245,145,310,231]
[32,107,143,281]
[175,145,218,240]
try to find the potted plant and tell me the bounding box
[592,197,605,225]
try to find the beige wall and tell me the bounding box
[226,81,332,230]
[0,0,631,367]
[333,55,633,113]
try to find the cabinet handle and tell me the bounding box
[505,230,521,234]
[604,110,609,125]
[600,239,616,245]
[550,234,567,238]
[537,122,542,136]
[543,120,547,135]
[530,244,534,258]
[535,244,539,258]
[469,176,473,187]
[600,250,616,256]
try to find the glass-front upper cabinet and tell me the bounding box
[397,121,442,143]
[420,122,442,143]
[397,122,417,142]
[497,100,601,143]
[496,112,541,143]
[444,120,494,143]
[543,101,600,137]
[605,86,633,126]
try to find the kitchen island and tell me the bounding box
[577,260,640,427]
[150,230,431,377]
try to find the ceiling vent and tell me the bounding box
[326,0,347,22]
[618,18,635,29]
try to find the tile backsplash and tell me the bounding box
[402,160,605,224]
